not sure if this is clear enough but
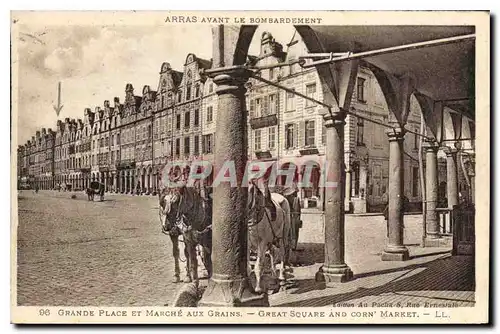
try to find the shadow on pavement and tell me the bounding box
[279,255,475,306]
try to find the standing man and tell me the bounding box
[382,188,389,238]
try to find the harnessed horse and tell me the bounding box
[247,180,292,293]
[158,182,212,286]
[86,181,105,201]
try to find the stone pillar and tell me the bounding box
[445,148,459,209]
[425,140,440,240]
[345,168,352,212]
[115,173,119,193]
[199,68,267,307]
[381,128,409,261]
[316,111,353,283]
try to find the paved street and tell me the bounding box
[16,190,474,307]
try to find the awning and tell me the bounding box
[296,25,475,120]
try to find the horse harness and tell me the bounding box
[171,188,212,242]
[248,187,281,246]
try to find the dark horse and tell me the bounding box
[158,183,212,286]
[86,181,105,201]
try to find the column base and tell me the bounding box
[198,277,269,307]
[315,264,353,285]
[381,245,409,261]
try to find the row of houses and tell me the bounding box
[17,31,466,212]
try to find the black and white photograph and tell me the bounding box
[10,11,490,324]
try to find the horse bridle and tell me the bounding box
[248,184,279,244]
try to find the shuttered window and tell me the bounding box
[305,120,316,146]
[254,129,262,151]
[285,124,295,149]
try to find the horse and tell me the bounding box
[158,183,212,286]
[247,181,292,293]
[86,181,105,202]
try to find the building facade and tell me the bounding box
[18,30,470,213]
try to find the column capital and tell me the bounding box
[385,127,405,142]
[442,146,458,157]
[423,139,439,152]
[204,67,252,96]
[323,110,346,127]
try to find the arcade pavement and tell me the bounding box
[16,190,475,307]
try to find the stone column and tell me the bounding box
[381,128,409,261]
[316,111,353,282]
[445,148,459,209]
[424,140,440,240]
[199,68,268,307]
[345,168,352,212]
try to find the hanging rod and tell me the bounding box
[299,33,476,68]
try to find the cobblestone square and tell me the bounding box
[16,191,474,307]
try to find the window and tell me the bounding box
[209,83,213,93]
[356,118,364,145]
[249,99,255,117]
[268,127,276,150]
[195,84,200,98]
[167,140,172,156]
[177,90,182,103]
[203,134,213,154]
[194,109,200,127]
[269,68,274,80]
[305,120,315,146]
[412,166,419,197]
[176,114,181,130]
[254,129,262,151]
[117,134,120,145]
[357,77,366,102]
[184,111,190,128]
[286,90,296,111]
[285,124,295,149]
[147,125,152,139]
[184,137,190,156]
[306,83,317,107]
[269,94,277,114]
[167,115,172,132]
[175,138,180,156]
[161,95,165,108]
[255,98,262,117]
[207,106,213,123]
[186,85,192,101]
[194,135,200,155]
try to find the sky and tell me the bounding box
[15,23,296,145]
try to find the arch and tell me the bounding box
[278,161,299,186]
[300,160,321,199]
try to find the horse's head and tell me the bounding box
[158,187,182,234]
[247,181,266,226]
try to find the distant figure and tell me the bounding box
[35,183,39,194]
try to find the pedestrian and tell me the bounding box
[382,190,389,237]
